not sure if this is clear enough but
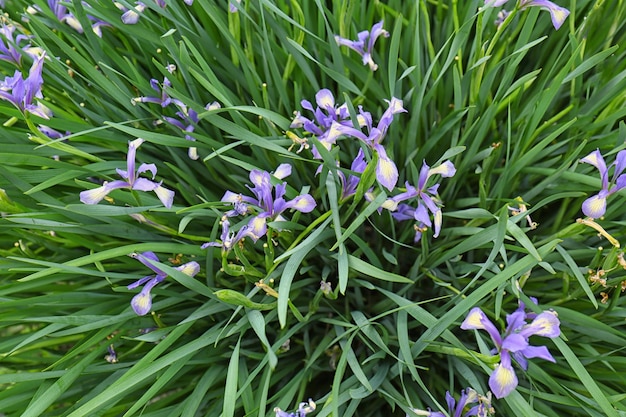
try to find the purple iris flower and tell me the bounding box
[335,20,389,71]
[579,149,626,219]
[328,97,406,191]
[461,301,561,399]
[128,251,200,316]
[117,1,146,24]
[375,159,455,242]
[38,124,70,139]
[408,388,494,417]
[0,24,32,65]
[132,77,186,110]
[274,399,316,417]
[484,0,569,30]
[0,52,51,119]
[80,138,175,208]
[337,149,367,200]
[204,164,316,250]
[290,88,356,157]
[46,0,109,37]
[163,101,221,160]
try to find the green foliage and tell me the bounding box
[1,0,625,416]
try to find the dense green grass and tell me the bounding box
[1,0,625,416]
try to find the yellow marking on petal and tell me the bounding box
[551,10,567,27]
[381,198,398,211]
[318,94,333,109]
[531,313,559,336]
[132,292,151,315]
[493,364,516,389]
[464,310,486,329]
[378,158,397,184]
[80,186,110,204]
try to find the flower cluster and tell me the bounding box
[373,159,456,242]
[291,89,406,192]
[127,251,200,315]
[80,138,175,208]
[408,388,494,417]
[0,24,37,65]
[0,52,50,119]
[335,20,389,71]
[203,164,316,252]
[133,75,216,159]
[28,0,110,37]
[484,0,570,30]
[579,149,626,219]
[461,300,560,398]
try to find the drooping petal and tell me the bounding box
[273,163,292,180]
[520,311,560,338]
[374,145,398,191]
[432,208,442,238]
[175,261,200,277]
[520,0,570,30]
[130,277,159,316]
[79,180,129,204]
[581,193,607,219]
[489,352,518,399]
[153,185,175,208]
[428,160,457,179]
[285,194,317,213]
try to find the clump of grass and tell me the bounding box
[0,1,625,416]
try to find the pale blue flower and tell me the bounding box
[80,138,175,208]
[335,20,389,71]
[580,149,626,219]
[461,301,560,398]
[328,97,406,191]
[484,0,570,30]
[128,251,200,315]
[0,52,51,119]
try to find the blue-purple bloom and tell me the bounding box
[335,20,389,71]
[128,251,200,315]
[132,77,185,110]
[461,300,560,399]
[328,97,406,191]
[38,124,70,139]
[337,149,367,200]
[80,138,175,208]
[44,0,109,37]
[408,388,494,417]
[290,88,356,157]
[274,399,316,417]
[484,0,570,30]
[0,24,33,65]
[163,101,221,160]
[373,159,455,242]
[203,164,316,250]
[580,149,626,219]
[0,52,51,119]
